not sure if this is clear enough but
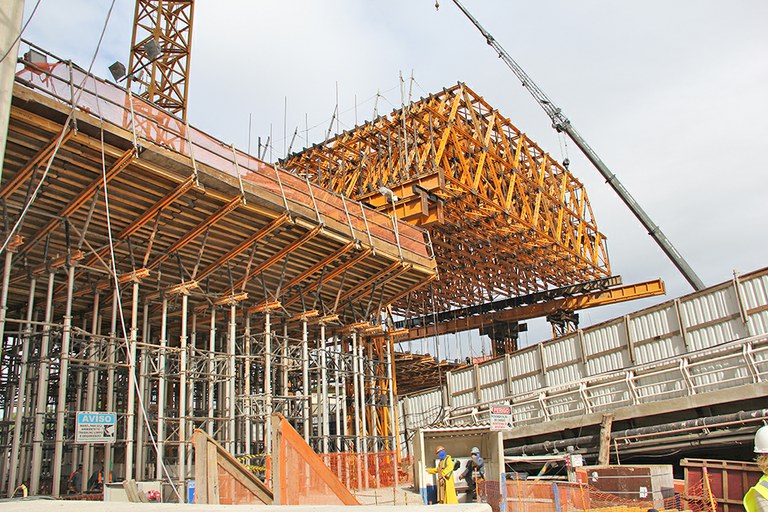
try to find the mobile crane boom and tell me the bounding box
[448,0,705,291]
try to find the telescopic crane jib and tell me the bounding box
[443,0,705,291]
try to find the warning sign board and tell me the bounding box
[489,404,514,431]
[76,411,116,443]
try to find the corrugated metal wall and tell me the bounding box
[399,267,768,431]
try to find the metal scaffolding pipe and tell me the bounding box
[386,336,399,488]
[207,307,215,437]
[244,314,252,455]
[359,340,368,453]
[178,292,190,491]
[265,311,273,455]
[156,296,168,479]
[29,271,55,495]
[320,323,329,454]
[228,302,237,453]
[6,276,36,496]
[124,280,140,479]
[0,247,15,402]
[334,348,342,452]
[352,332,361,453]
[302,319,310,439]
[103,288,118,484]
[51,264,75,496]
[81,290,100,486]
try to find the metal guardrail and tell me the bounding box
[13,40,434,268]
[448,333,768,426]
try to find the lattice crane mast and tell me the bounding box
[444,0,704,291]
[127,0,194,122]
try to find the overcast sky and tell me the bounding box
[18,0,768,357]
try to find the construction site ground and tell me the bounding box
[2,496,491,512]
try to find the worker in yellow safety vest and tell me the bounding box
[744,425,768,512]
[426,445,458,504]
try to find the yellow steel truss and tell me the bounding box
[284,83,611,312]
[127,0,194,121]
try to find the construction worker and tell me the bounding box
[426,445,458,504]
[744,425,768,512]
[67,464,83,494]
[461,446,485,501]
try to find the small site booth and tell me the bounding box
[413,425,506,507]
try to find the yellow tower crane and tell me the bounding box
[127,0,194,122]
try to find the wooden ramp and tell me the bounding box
[191,429,273,505]
[272,413,360,505]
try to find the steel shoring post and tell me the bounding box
[265,311,273,457]
[244,314,252,456]
[82,291,101,488]
[157,296,168,480]
[29,271,55,495]
[7,277,36,496]
[136,301,151,480]
[135,345,147,481]
[359,340,368,452]
[334,348,342,452]
[125,280,140,480]
[386,336,399,490]
[0,246,15,406]
[228,303,237,454]
[352,332,361,453]
[340,344,348,452]
[51,264,75,497]
[179,292,189,495]
[359,340,370,489]
[104,288,118,487]
[207,307,216,437]
[281,323,288,400]
[320,323,329,454]
[302,319,310,440]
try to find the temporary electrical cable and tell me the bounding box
[0,0,43,65]
[97,94,183,503]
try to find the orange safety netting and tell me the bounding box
[318,452,413,490]
[479,476,718,512]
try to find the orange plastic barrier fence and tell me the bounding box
[317,452,413,490]
[490,476,717,512]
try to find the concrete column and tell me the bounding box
[0,0,25,183]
